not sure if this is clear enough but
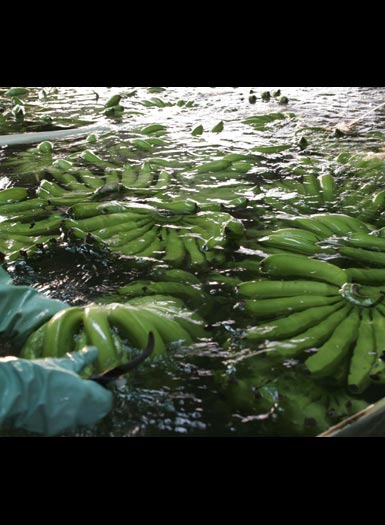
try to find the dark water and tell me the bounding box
[1,86,385,437]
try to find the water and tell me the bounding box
[1,86,385,437]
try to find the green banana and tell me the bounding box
[119,280,205,306]
[134,163,153,187]
[211,121,224,132]
[302,173,321,197]
[369,308,385,383]
[0,199,48,216]
[132,234,164,258]
[243,294,341,318]
[124,304,193,345]
[42,307,84,357]
[339,246,385,267]
[117,227,158,256]
[181,235,206,267]
[103,222,154,247]
[133,139,152,152]
[140,124,167,134]
[372,308,385,359]
[197,160,231,172]
[83,305,119,371]
[182,218,223,248]
[222,153,256,162]
[279,216,335,238]
[76,169,104,189]
[128,297,208,339]
[369,358,385,383]
[151,268,201,285]
[107,304,166,358]
[244,301,345,342]
[163,227,186,266]
[95,217,153,239]
[358,190,385,222]
[70,201,156,219]
[305,308,360,377]
[346,267,385,284]
[272,303,352,357]
[104,169,121,184]
[121,166,138,186]
[5,87,29,97]
[147,199,198,215]
[258,229,322,255]
[37,179,84,198]
[105,94,121,108]
[231,162,252,173]
[80,149,115,168]
[73,212,147,232]
[238,279,339,298]
[20,324,48,359]
[311,213,370,234]
[0,216,63,236]
[260,254,348,287]
[154,170,172,188]
[348,309,376,393]
[342,231,385,252]
[318,173,336,202]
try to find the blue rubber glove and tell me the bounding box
[0,347,113,436]
[0,266,67,348]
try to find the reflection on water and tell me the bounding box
[1,87,385,437]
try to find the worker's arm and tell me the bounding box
[0,266,67,348]
[0,348,113,436]
[0,266,113,436]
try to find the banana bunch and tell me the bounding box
[62,205,244,267]
[167,211,244,268]
[166,183,253,213]
[178,153,261,187]
[261,173,338,215]
[261,161,385,222]
[237,253,385,393]
[245,212,374,256]
[0,187,65,261]
[2,141,56,177]
[217,356,368,436]
[141,97,174,108]
[338,176,385,224]
[40,159,175,200]
[117,268,211,312]
[251,212,385,274]
[243,112,295,131]
[20,295,207,377]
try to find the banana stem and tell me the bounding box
[339,282,385,307]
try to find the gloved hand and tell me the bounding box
[0,347,113,436]
[0,266,68,348]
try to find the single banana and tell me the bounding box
[339,246,385,267]
[260,254,348,287]
[181,235,206,267]
[238,279,339,298]
[163,227,186,266]
[318,173,336,203]
[348,309,376,393]
[83,305,119,371]
[305,308,360,377]
[243,295,342,318]
[42,307,84,357]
